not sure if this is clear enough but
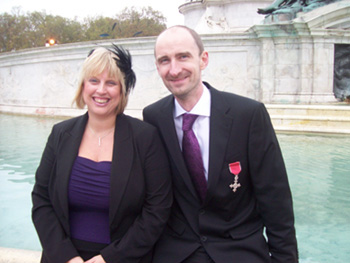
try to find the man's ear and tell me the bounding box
[200,51,209,70]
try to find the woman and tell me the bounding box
[32,45,172,263]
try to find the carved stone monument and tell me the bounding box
[179,0,350,102]
[179,0,273,33]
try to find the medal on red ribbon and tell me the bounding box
[229,162,241,192]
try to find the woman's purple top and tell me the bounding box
[68,156,111,244]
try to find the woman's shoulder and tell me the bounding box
[51,114,87,133]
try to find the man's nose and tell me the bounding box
[169,61,181,76]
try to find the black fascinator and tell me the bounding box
[109,44,136,94]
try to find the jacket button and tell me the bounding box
[199,209,205,215]
[201,236,207,242]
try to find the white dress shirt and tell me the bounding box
[174,84,211,181]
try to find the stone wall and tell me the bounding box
[0,1,350,118]
[0,38,163,119]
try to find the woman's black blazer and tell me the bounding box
[32,112,172,263]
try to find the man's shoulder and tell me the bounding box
[220,90,261,106]
[121,114,156,132]
[208,83,263,110]
[143,94,173,113]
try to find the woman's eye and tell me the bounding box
[89,78,98,84]
[107,81,118,86]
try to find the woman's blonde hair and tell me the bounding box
[73,45,136,115]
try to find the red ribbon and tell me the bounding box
[229,162,241,175]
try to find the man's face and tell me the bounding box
[155,27,208,101]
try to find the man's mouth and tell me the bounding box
[169,75,187,84]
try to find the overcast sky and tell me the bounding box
[1,0,185,27]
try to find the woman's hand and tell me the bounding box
[66,256,84,263]
[85,255,106,263]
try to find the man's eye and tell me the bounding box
[159,58,169,64]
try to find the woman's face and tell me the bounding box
[83,69,122,118]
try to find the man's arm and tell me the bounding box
[248,103,298,262]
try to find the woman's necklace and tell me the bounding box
[88,125,114,147]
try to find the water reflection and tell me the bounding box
[0,114,349,262]
[278,134,350,262]
[0,114,63,184]
[0,114,64,250]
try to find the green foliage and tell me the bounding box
[0,6,167,52]
[0,8,30,52]
[115,7,167,38]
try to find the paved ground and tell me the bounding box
[0,247,41,263]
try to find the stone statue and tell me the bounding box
[257,0,340,15]
[334,45,350,102]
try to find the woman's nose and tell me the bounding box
[96,82,107,92]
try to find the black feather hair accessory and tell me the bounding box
[87,49,95,57]
[109,44,136,94]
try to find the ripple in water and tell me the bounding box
[0,114,349,262]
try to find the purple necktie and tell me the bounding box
[182,113,207,202]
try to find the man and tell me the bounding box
[143,25,298,263]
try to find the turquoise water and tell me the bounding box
[278,133,350,262]
[0,113,350,262]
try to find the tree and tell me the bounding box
[83,6,166,40]
[27,11,85,45]
[115,6,167,38]
[0,8,30,52]
[84,16,118,40]
[0,8,85,51]
[0,6,167,52]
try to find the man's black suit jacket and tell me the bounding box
[143,83,298,263]
[32,113,172,263]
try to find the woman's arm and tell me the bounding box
[101,125,173,262]
[32,126,79,263]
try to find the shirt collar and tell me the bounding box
[174,83,211,118]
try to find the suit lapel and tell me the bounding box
[206,86,233,202]
[55,113,133,229]
[158,97,199,200]
[156,88,234,203]
[56,114,88,223]
[109,114,134,223]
